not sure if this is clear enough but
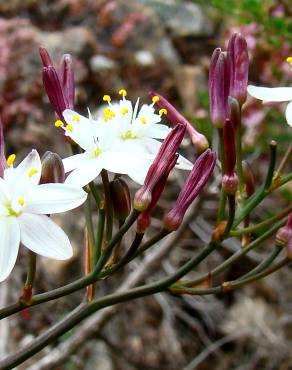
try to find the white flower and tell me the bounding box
[61,91,192,186]
[0,150,87,282]
[247,85,292,126]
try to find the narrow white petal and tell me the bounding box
[176,154,193,170]
[0,217,20,282]
[147,124,171,139]
[62,152,88,173]
[285,101,292,127]
[65,158,102,187]
[128,168,148,185]
[19,213,72,260]
[25,183,87,214]
[247,85,292,102]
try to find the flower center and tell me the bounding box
[90,147,102,158]
[122,130,137,140]
[5,201,23,217]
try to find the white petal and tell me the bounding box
[65,158,102,187]
[62,152,88,173]
[147,124,171,139]
[0,217,20,282]
[63,109,97,151]
[176,154,193,170]
[128,168,148,185]
[19,213,72,260]
[247,85,292,102]
[285,101,292,127]
[24,183,87,214]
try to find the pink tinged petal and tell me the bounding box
[285,101,292,127]
[24,183,87,214]
[0,217,20,282]
[19,213,72,260]
[65,158,103,187]
[62,152,89,173]
[247,86,292,102]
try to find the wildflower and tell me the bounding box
[0,150,87,282]
[247,84,292,127]
[209,48,231,127]
[148,91,209,153]
[61,109,155,187]
[164,149,216,231]
[222,119,238,194]
[227,33,249,105]
[39,47,75,120]
[134,123,186,213]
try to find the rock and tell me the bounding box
[136,0,214,38]
[90,55,117,72]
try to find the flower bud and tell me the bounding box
[40,151,65,184]
[109,178,131,221]
[222,119,238,194]
[164,149,216,231]
[276,214,292,255]
[209,49,230,128]
[148,91,209,154]
[229,96,241,130]
[59,54,75,110]
[134,123,186,212]
[0,119,5,178]
[227,33,249,105]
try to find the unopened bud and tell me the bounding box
[137,213,151,234]
[40,151,65,184]
[276,214,292,257]
[109,178,131,221]
[222,174,239,195]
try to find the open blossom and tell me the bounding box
[247,84,292,127]
[0,150,87,282]
[60,92,192,186]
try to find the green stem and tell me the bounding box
[274,143,292,179]
[264,140,277,190]
[89,181,101,207]
[182,217,287,288]
[223,195,235,238]
[20,251,37,304]
[0,210,139,320]
[94,203,105,264]
[84,197,95,250]
[231,204,292,237]
[101,170,113,243]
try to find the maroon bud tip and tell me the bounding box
[39,47,53,67]
[137,213,151,233]
[276,214,292,253]
[109,178,131,221]
[222,174,239,195]
[40,151,65,184]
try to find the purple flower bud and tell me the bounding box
[209,48,231,128]
[222,119,238,194]
[164,149,216,231]
[148,91,209,154]
[227,33,249,105]
[39,47,75,120]
[134,123,186,212]
[109,178,131,221]
[40,151,65,184]
[0,119,6,178]
[276,214,292,254]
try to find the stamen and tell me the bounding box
[140,117,147,124]
[55,120,64,127]
[118,89,127,97]
[122,130,135,139]
[103,107,116,121]
[152,96,159,104]
[159,108,167,116]
[103,95,111,103]
[65,125,74,131]
[121,108,129,115]
[7,154,16,167]
[28,168,38,177]
[286,56,292,66]
[71,114,80,122]
[18,198,25,206]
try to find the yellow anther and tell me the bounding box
[18,198,25,206]
[65,124,74,131]
[54,120,64,127]
[7,154,16,167]
[140,117,147,124]
[103,95,111,103]
[121,108,129,115]
[103,107,116,121]
[286,56,292,64]
[118,89,127,97]
[159,108,167,116]
[71,114,80,122]
[152,96,159,103]
[28,168,38,177]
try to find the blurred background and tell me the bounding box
[0,0,292,369]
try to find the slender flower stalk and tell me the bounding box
[134,123,186,212]
[39,47,75,120]
[148,91,209,153]
[209,48,230,128]
[164,149,216,231]
[222,119,239,195]
[227,33,249,105]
